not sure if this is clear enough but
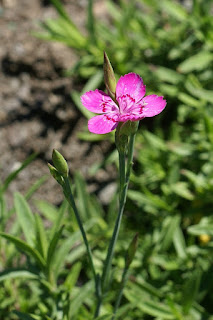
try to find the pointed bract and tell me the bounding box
[104,52,117,100]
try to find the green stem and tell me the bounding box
[111,267,129,320]
[63,177,100,302]
[126,133,136,184]
[101,151,126,293]
[119,151,126,200]
[96,132,136,317]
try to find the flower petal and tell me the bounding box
[141,95,166,117]
[81,89,118,114]
[88,114,119,134]
[116,73,146,103]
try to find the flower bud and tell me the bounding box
[125,233,139,268]
[52,149,69,178]
[48,163,64,186]
[103,51,116,100]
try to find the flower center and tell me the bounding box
[118,94,136,114]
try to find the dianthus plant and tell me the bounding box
[49,52,166,319]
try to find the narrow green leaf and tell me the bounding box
[81,70,103,94]
[182,269,202,314]
[173,226,187,259]
[69,281,93,317]
[188,219,213,236]
[25,175,48,200]
[77,131,108,141]
[87,0,96,43]
[14,192,35,246]
[143,131,167,151]
[178,51,213,73]
[35,214,48,259]
[128,190,171,212]
[159,0,187,21]
[0,232,46,269]
[0,196,7,225]
[185,79,213,103]
[155,66,183,84]
[47,225,64,269]
[0,269,38,282]
[50,0,73,23]
[167,297,184,320]
[35,200,59,223]
[74,172,90,220]
[13,311,37,320]
[178,92,200,108]
[95,315,112,320]
[136,276,163,298]
[125,287,175,319]
[64,262,82,291]
[170,182,194,200]
[50,200,68,239]
[160,215,181,251]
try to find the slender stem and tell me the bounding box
[126,133,136,184]
[111,267,129,320]
[110,133,136,319]
[94,130,137,318]
[63,177,100,300]
[101,151,126,292]
[119,151,126,200]
[97,132,136,317]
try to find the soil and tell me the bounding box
[0,0,116,208]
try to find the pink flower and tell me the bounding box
[81,73,166,134]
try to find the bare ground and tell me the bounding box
[0,0,116,207]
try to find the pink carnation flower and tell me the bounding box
[81,73,166,134]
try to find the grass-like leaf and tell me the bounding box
[14,192,35,246]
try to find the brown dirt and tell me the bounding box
[0,0,116,207]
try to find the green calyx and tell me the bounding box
[119,121,139,136]
[115,121,139,153]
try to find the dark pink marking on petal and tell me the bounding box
[81,89,118,114]
[116,73,146,103]
[88,114,119,134]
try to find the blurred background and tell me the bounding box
[0,0,213,319]
[0,0,114,206]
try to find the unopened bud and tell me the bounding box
[48,163,64,186]
[52,149,69,178]
[103,52,116,100]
